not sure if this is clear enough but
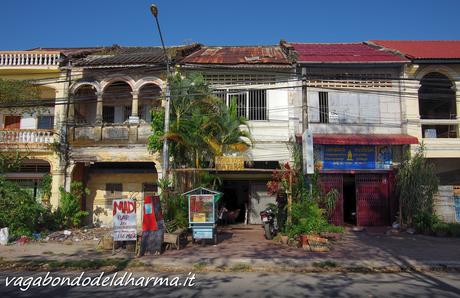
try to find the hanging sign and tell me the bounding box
[315,145,392,170]
[112,199,137,241]
[302,129,314,174]
[215,156,245,171]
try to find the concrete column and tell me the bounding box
[67,95,75,124]
[50,168,65,209]
[95,92,103,125]
[129,91,140,124]
[455,82,460,137]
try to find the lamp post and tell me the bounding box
[150,4,171,179]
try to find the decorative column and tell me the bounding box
[455,81,460,137]
[129,90,140,124]
[67,95,75,124]
[95,91,103,125]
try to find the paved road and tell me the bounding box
[1,271,459,297]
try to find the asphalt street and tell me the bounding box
[1,271,459,298]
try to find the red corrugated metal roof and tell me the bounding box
[312,134,419,145]
[370,40,460,60]
[180,46,290,65]
[289,42,407,63]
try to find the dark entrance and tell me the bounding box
[220,180,249,224]
[343,175,357,225]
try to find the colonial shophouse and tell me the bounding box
[0,49,67,207]
[64,45,202,226]
[281,41,419,226]
[179,45,299,224]
[370,40,460,223]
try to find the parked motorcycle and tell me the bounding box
[260,208,278,240]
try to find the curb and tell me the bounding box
[1,257,460,273]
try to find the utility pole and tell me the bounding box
[301,67,308,131]
[150,4,171,179]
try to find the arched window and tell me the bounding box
[419,72,456,138]
[103,81,132,124]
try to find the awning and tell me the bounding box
[312,134,419,145]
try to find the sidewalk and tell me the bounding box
[1,225,459,272]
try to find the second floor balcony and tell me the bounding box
[0,51,61,69]
[0,129,54,151]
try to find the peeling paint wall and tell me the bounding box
[86,172,158,227]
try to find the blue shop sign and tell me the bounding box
[315,145,392,170]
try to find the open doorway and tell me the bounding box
[343,174,356,225]
[219,180,249,225]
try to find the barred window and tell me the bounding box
[319,92,329,124]
[215,89,267,121]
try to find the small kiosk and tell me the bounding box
[183,187,222,244]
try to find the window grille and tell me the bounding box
[37,116,54,130]
[204,74,278,85]
[309,73,392,89]
[319,92,329,124]
[215,89,267,121]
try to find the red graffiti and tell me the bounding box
[113,200,136,216]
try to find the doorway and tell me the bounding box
[343,174,356,225]
[219,180,249,224]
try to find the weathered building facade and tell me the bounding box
[282,41,418,226]
[179,45,298,224]
[371,40,460,223]
[65,46,174,226]
[0,49,67,207]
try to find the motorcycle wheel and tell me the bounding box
[263,223,273,240]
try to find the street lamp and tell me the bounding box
[150,4,171,179]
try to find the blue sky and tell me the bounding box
[1,0,459,50]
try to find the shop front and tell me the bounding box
[313,134,418,226]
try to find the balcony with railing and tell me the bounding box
[0,129,55,150]
[0,51,60,68]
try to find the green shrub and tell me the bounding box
[56,182,89,228]
[286,199,342,238]
[0,178,45,239]
[413,212,439,233]
[162,193,188,229]
[38,174,52,203]
[396,145,439,227]
[432,222,460,237]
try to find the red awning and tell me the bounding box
[312,134,419,145]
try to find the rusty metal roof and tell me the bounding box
[287,42,407,63]
[180,46,290,65]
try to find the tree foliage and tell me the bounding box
[0,78,41,112]
[148,71,252,168]
[396,144,439,227]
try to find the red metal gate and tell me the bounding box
[319,174,343,226]
[355,174,389,226]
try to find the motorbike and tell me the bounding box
[260,208,278,240]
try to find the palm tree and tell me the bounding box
[203,99,253,157]
[149,71,253,169]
